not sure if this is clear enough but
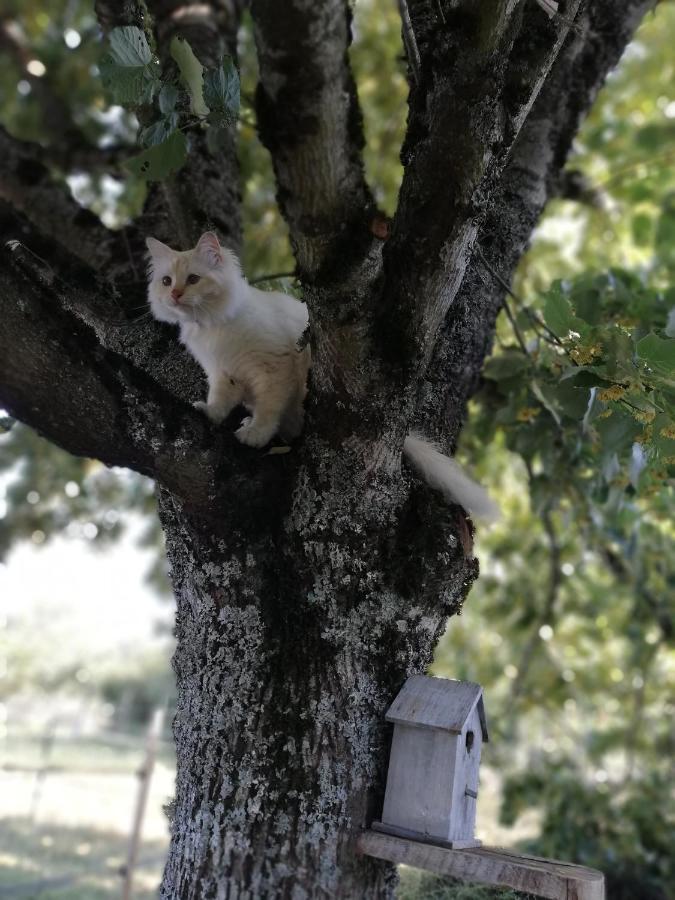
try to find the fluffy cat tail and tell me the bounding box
[403,433,500,522]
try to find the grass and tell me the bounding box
[398,869,538,899]
[1,730,172,898]
[0,817,165,899]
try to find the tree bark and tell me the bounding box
[158,441,476,898]
[0,1,656,897]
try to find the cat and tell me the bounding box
[146,231,497,520]
[146,231,310,448]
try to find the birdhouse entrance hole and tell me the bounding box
[465,730,474,753]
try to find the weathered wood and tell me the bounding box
[385,675,488,738]
[358,831,605,900]
[380,676,486,846]
[372,821,481,850]
[449,704,483,844]
[380,725,458,843]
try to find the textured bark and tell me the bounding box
[159,437,477,899]
[0,0,655,897]
[382,0,584,371]
[422,0,656,445]
[144,0,244,251]
[251,0,375,280]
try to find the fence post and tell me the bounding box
[29,720,56,822]
[120,708,165,900]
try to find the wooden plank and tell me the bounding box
[373,821,482,849]
[357,830,605,900]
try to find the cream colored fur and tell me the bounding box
[146,232,310,448]
[403,434,499,522]
[146,233,496,518]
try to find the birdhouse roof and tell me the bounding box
[385,675,488,741]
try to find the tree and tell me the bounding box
[0,1,662,897]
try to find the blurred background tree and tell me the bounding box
[0,1,673,898]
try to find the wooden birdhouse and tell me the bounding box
[374,675,488,849]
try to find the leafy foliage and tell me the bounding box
[478,268,675,511]
[98,25,240,180]
[501,767,674,900]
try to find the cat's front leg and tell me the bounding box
[235,372,290,448]
[194,374,242,424]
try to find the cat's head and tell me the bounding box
[146,232,243,325]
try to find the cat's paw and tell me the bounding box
[193,401,225,424]
[235,417,275,448]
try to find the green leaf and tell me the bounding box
[553,382,593,419]
[531,380,562,426]
[636,333,675,373]
[139,114,179,147]
[203,57,240,120]
[170,36,208,117]
[570,278,603,325]
[632,212,653,247]
[482,350,530,380]
[596,410,642,463]
[559,367,609,387]
[107,26,152,66]
[653,413,675,455]
[125,130,188,181]
[100,26,160,106]
[666,307,675,338]
[543,288,586,338]
[159,83,179,115]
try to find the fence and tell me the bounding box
[0,710,172,899]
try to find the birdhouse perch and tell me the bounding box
[373,675,488,849]
[361,674,605,900]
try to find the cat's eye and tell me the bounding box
[187,274,201,285]
[161,276,172,286]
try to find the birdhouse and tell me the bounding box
[373,675,488,849]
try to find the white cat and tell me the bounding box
[146,232,310,448]
[146,232,497,519]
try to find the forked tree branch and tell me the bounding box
[381,0,582,370]
[0,204,207,413]
[250,0,375,280]
[418,0,656,446]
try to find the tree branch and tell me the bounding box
[250,0,375,280]
[0,243,249,515]
[381,0,583,370]
[0,203,204,409]
[0,125,138,277]
[415,0,656,446]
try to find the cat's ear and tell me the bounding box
[195,232,223,268]
[145,237,174,260]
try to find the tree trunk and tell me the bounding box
[158,429,477,898]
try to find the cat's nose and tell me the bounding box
[171,288,183,302]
